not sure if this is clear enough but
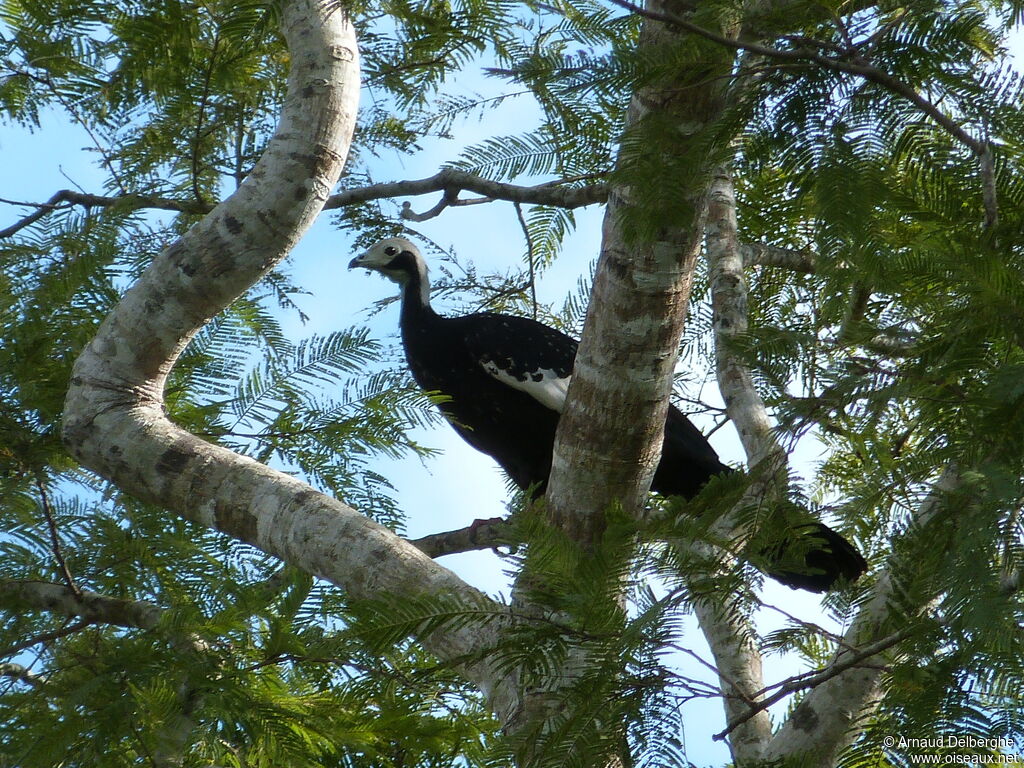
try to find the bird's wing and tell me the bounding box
[462,312,578,413]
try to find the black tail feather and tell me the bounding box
[761,523,867,592]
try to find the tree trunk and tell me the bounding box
[546,0,739,536]
[507,0,746,761]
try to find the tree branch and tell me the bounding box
[702,164,952,765]
[708,167,779,467]
[34,479,79,596]
[333,169,608,213]
[714,624,915,741]
[4,180,822,276]
[697,165,774,761]
[408,519,514,558]
[740,242,816,273]
[0,190,208,238]
[493,0,750,753]
[544,5,737,538]
[0,662,45,688]
[763,465,962,765]
[0,171,608,239]
[0,618,94,659]
[0,580,163,630]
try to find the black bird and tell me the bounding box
[349,237,866,592]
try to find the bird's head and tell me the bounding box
[348,237,425,287]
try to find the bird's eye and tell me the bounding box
[384,246,398,256]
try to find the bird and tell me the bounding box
[349,236,867,592]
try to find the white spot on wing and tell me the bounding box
[480,361,570,413]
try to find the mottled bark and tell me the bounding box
[698,167,775,763]
[0,580,162,630]
[706,165,958,765]
[708,167,778,468]
[0,663,43,688]
[693,596,771,763]
[511,0,744,762]
[740,242,817,273]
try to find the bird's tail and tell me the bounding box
[759,522,867,592]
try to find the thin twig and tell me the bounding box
[7,65,128,194]
[400,194,454,222]
[0,192,70,238]
[758,599,859,654]
[35,478,79,596]
[513,201,538,320]
[408,518,514,558]
[0,190,207,238]
[0,618,93,659]
[664,641,757,706]
[1,171,609,238]
[191,33,222,206]
[713,624,917,741]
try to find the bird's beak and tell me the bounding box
[347,253,366,270]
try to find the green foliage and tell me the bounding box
[688,0,1024,759]
[345,506,719,768]
[4,0,1024,763]
[0,198,461,760]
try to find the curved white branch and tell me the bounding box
[61,0,514,722]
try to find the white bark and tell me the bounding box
[740,243,817,273]
[0,663,43,688]
[693,597,771,763]
[697,166,775,763]
[504,4,743,760]
[0,579,162,629]
[708,167,778,468]
[547,203,702,531]
[61,0,517,724]
[705,168,966,766]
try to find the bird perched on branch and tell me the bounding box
[349,236,866,592]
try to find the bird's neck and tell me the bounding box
[398,266,438,330]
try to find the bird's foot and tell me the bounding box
[467,516,505,544]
